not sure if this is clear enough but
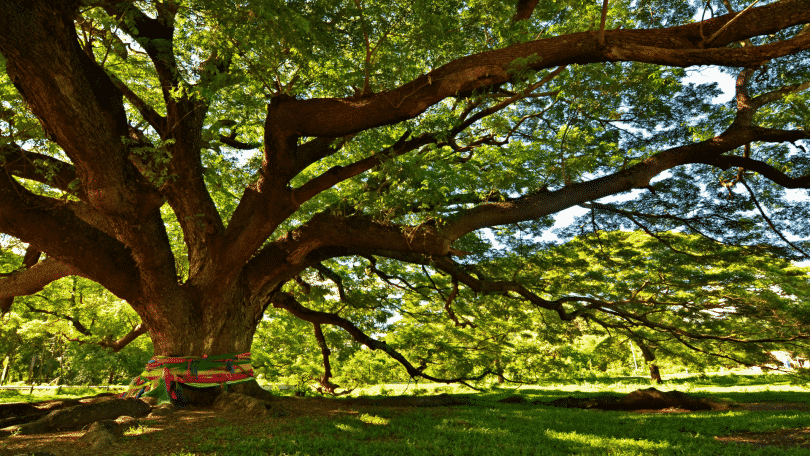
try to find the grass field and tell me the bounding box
[3,372,810,455]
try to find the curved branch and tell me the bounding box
[263,1,810,140]
[312,323,352,396]
[291,131,431,206]
[750,81,810,110]
[271,292,490,386]
[109,75,167,134]
[0,144,86,200]
[739,178,810,258]
[23,301,92,335]
[218,135,261,150]
[0,169,140,303]
[314,264,346,302]
[702,154,810,188]
[443,277,475,328]
[441,124,808,241]
[231,72,563,273]
[61,323,148,353]
[0,245,43,314]
[242,221,452,309]
[608,28,810,67]
[101,0,180,94]
[0,257,86,314]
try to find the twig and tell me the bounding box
[739,178,810,259]
[599,0,609,45]
[705,0,761,46]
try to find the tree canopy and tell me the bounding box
[1,0,810,392]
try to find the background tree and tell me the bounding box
[1,0,810,404]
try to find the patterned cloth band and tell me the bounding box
[119,352,254,401]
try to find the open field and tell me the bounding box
[3,372,810,455]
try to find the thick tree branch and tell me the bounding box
[512,0,541,22]
[0,169,140,303]
[0,144,86,201]
[101,0,180,97]
[0,258,87,314]
[246,212,453,291]
[608,24,810,67]
[231,72,563,274]
[0,245,43,314]
[262,1,810,141]
[0,0,164,219]
[100,2,225,282]
[230,1,810,286]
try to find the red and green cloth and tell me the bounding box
[120,352,254,404]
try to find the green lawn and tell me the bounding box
[4,373,810,455]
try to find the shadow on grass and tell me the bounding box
[185,396,810,456]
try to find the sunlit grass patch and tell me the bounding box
[544,428,673,453]
[358,413,389,425]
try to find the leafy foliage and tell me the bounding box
[1,0,810,392]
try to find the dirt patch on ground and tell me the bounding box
[0,396,365,456]
[711,402,810,450]
[538,388,731,411]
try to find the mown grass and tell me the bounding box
[179,399,810,456]
[4,372,810,455]
[0,384,128,403]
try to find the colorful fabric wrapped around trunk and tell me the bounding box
[119,352,254,406]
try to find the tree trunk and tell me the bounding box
[649,364,663,384]
[495,358,505,384]
[0,356,9,385]
[632,338,663,384]
[27,354,37,384]
[121,283,275,407]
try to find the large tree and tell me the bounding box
[1,0,810,402]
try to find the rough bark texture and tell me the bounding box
[649,364,663,385]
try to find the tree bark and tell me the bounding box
[648,364,663,385]
[633,339,663,384]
